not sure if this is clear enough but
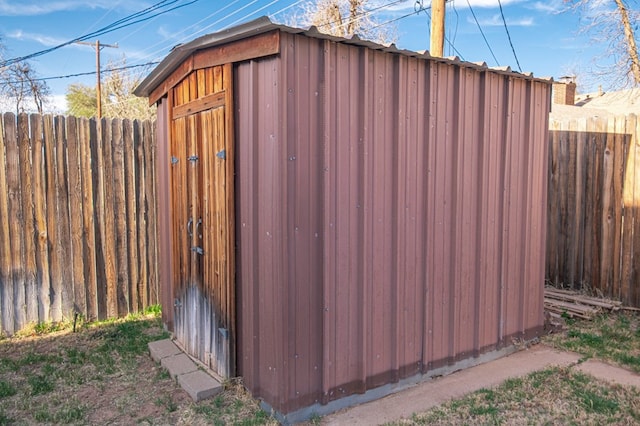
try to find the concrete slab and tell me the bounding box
[178,370,224,402]
[576,359,640,388]
[148,339,182,363]
[323,345,582,425]
[161,353,198,379]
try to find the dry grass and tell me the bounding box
[0,308,277,425]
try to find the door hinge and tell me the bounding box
[216,149,226,160]
[191,246,204,255]
[171,156,179,164]
[188,155,199,162]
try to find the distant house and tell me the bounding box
[552,79,640,118]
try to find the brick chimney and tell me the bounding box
[553,76,576,105]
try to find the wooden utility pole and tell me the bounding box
[75,40,118,118]
[430,0,445,57]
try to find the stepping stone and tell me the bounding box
[161,353,198,379]
[148,339,182,363]
[178,370,224,402]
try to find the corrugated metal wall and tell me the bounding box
[235,32,550,414]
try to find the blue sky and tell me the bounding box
[0,0,617,112]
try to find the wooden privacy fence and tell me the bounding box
[0,113,159,335]
[547,114,640,307]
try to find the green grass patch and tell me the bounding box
[0,380,16,398]
[28,374,55,395]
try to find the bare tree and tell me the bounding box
[288,0,397,44]
[0,40,49,114]
[102,58,156,120]
[567,0,640,88]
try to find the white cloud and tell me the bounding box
[471,14,535,27]
[529,1,566,14]
[6,30,67,47]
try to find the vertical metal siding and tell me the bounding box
[235,31,550,414]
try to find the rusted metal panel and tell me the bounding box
[234,30,550,415]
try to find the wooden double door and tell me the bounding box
[169,64,234,378]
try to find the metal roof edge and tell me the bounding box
[134,16,552,98]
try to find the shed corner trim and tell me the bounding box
[148,30,281,105]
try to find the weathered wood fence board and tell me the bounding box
[0,113,159,335]
[547,114,640,307]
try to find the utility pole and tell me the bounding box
[430,0,445,57]
[75,40,118,118]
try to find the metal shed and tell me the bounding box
[135,17,552,421]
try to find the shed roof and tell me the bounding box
[134,16,551,99]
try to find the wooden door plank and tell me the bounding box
[172,91,225,120]
[223,61,236,376]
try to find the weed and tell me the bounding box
[577,389,619,414]
[17,351,63,368]
[155,395,178,413]
[28,374,55,395]
[34,407,53,422]
[155,368,171,381]
[66,347,87,365]
[566,330,605,350]
[0,380,16,398]
[54,402,87,423]
[308,412,322,424]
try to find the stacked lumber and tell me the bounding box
[544,287,622,320]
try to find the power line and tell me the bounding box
[0,0,200,68]
[496,0,522,72]
[465,0,499,66]
[3,62,159,85]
